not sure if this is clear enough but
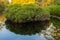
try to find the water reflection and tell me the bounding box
[0,18,60,40]
[0,20,52,40]
[51,17,60,27]
[5,20,49,35]
[50,17,60,40]
[0,19,6,30]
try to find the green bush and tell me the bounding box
[46,5,60,16]
[54,2,60,5]
[0,2,6,14]
[5,4,50,23]
[54,0,60,5]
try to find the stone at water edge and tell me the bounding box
[40,23,56,40]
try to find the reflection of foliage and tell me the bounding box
[5,20,49,35]
[55,27,60,40]
[0,27,2,30]
[5,4,49,23]
[50,18,60,40]
[50,17,60,27]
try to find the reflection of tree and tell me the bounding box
[50,17,60,27]
[50,17,60,40]
[5,20,49,35]
[55,27,60,40]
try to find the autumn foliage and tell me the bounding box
[10,0,35,5]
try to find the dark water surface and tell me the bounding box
[0,18,59,40]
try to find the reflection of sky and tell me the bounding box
[0,27,46,40]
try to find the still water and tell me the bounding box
[0,18,59,40]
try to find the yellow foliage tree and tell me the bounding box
[10,0,35,5]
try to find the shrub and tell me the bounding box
[5,4,50,23]
[46,5,60,16]
[54,0,60,5]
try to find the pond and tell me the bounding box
[0,17,59,40]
